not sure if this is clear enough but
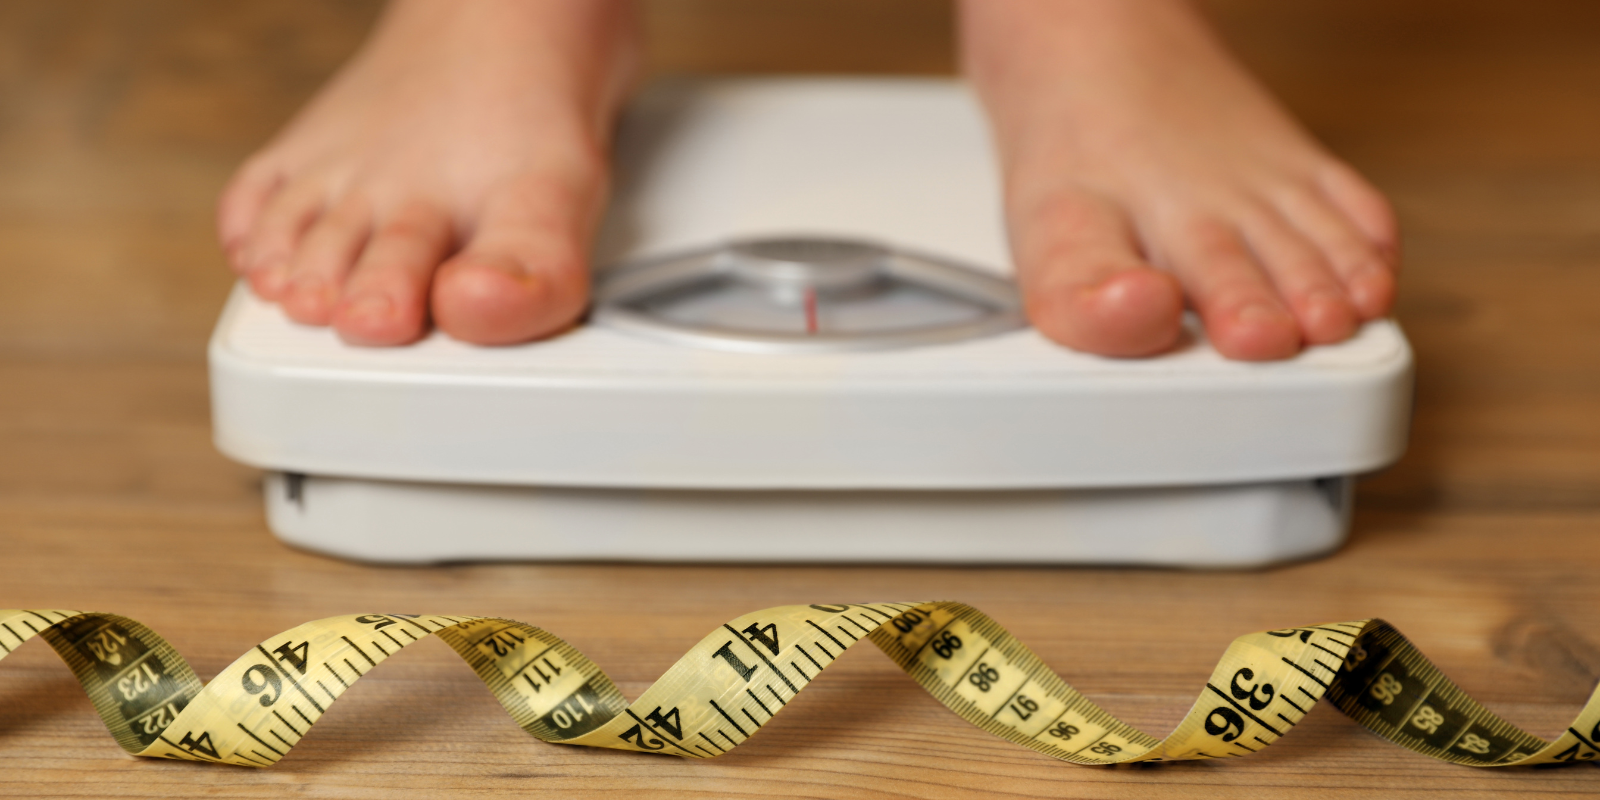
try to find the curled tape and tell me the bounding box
[3,603,1597,768]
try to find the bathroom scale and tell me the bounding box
[209,78,1412,567]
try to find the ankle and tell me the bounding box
[959,0,1275,168]
[369,0,641,135]
[959,0,1219,102]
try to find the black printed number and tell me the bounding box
[176,730,220,760]
[1047,722,1080,740]
[241,664,282,707]
[271,641,309,675]
[1204,706,1246,742]
[618,724,666,751]
[968,662,999,692]
[522,656,564,693]
[1228,667,1275,711]
[354,614,396,631]
[1554,743,1598,762]
[893,611,926,633]
[1009,694,1040,720]
[480,629,525,658]
[931,631,962,659]
[1089,742,1123,757]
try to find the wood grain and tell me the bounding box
[1,1,1598,797]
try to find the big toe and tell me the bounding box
[432,249,587,344]
[431,178,597,345]
[1013,191,1185,357]
[1029,267,1185,357]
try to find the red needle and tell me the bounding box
[804,288,818,335]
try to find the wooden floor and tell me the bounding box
[2,1,1598,797]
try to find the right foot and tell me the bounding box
[218,0,638,345]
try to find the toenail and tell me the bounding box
[245,247,274,271]
[342,295,392,322]
[254,261,289,294]
[285,276,322,299]
[1349,271,1391,314]
[1237,303,1287,325]
[1309,289,1347,311]
[1378,241,1401,265]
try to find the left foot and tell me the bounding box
[960,0,1399,360]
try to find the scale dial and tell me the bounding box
[592,237,1025,353]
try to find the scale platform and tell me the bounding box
[209,78,1412,567]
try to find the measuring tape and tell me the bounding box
[3,603,1597,769]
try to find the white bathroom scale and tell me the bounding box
[209,78,1412,567]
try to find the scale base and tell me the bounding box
[263,473,1352,568]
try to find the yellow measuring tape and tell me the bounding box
[3,603,1598,769]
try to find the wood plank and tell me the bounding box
[0,0,1597,796]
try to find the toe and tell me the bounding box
[332,203,455,346]
[1318,163,1400,254]
[1164,218,1302,361]
[1013,191,1185,357]
[1343,259,1397,320]
[217,157,282,274]
[1239,206,1360,345]
[278,195,372,325]
[1281,180,1398,320]
[432,249,587,346]
[432,177,597,345]
[241,179,329,301]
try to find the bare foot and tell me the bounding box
[218,0,638,345]
[960,0,1398,360]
